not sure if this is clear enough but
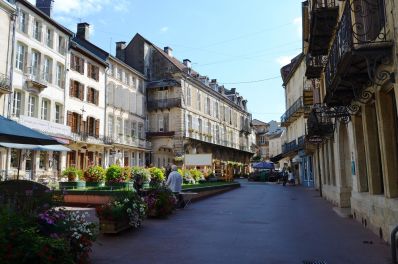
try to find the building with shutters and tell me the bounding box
[116,34,255,177]
[65,22,108,171]
[2,0,72,181]
[105,51,150,168]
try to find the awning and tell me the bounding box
[252,162,275,169]
[0,115,59,145]
[0,142,70,152]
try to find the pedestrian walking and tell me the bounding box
[166,165,185,208]
[288,168,295,185]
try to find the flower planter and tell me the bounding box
[59,181,86,190]
[105,182,134,190]
[99,219,131,234]
[85,182,105,188]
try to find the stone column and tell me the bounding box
[352,114,368,192]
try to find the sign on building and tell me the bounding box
[185,154,212,166]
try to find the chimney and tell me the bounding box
[76,22,90,40]
[36,0,53,17]
[183,59,191,69]
[116,41,126,61]
[164,46,173,57]
[231,88,236,94]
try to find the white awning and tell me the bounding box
[0,142,70,152]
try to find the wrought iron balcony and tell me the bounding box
[325,0,392,106]
[308,0,339,55]
[147,98,182,111]
[305,54,327,79]
[281,97,311,127]
[303,79,320,106]
[306,108,334,141]
[282,137,305,154]
[25,69,48,93]
[0,73,11,94]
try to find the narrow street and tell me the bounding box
[91,180,390,264]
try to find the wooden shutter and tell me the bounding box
[69,81,73,96]
[70,54,75,69]
[79,83,84,100]
[67,111,73,127]
[80,58,85,74]
[95,90,99,105]
[95,66,99,81]
[95,119,100,138]
[88,63,92,78]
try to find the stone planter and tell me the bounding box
[59,181,86,190]
[105,182,134,190]
[99,219,130,234]
[85,182,105,188]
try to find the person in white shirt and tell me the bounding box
[165,165,185,208]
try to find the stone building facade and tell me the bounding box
[302,0,398,241]
[116,34,255,177]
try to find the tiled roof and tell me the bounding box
[280,53,304,86]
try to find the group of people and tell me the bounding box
[281,167,295,186]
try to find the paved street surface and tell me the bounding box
[91,180,390,264]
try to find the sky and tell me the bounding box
[30,0,303,122]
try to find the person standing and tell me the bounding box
[288,168,295,185]
[166,165,184,208]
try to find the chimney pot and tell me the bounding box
[164,46,173,57]
[77,22,90,40]
[183,59,191,69]
[116,41,126,61]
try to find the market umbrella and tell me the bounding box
[0,115,59,145]
[252,162,275,170]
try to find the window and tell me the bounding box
[55,104,62,123]
[70,54,84,74]
[28,95,37,117]
[124,120,130,137]
[197,91,201,111]
[67,112,82,133]
[158,114,164,132]
[198,118,202,134]
[108,115,114,137]
[69,80,84,100]
[56,63,64,87]
[116,118,122,135]
[12,91,22,117]
[11,149,19,168]
[206,97,211,115]
[87,62,99,81]
[139,80,144,93]
[186,87,191,106]
[138,123,143,139]
[39,152,47,169]
[163,113,169,132]
[58,36,66,55]
[87,87,99,105]
[30,50,41,76]
[46,28,53,48]
[131,121,137,138]
[16,43,27,71]
[41,99,50,121]
[43,56,52,82]
[18,10,28,33]
[125,74,130,85]
[116,68,122,80]
[215,101,219,119]
[32,19,42,41]
[87,117,99,137]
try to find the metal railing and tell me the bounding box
[147,98,182,110]
[325,0,388,92]
[310,0,337,11]
[281,97,311,124]
[282,137,305,154]
[0,73,10,92]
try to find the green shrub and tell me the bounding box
[62,167,83,182]
[131,167,151,183]
[178,169,195,184]
[105,165,124,183]
[189,169,204,182]
[149,167,165,187]
[83,166,105,182]
[122,167,132,182]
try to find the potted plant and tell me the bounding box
[144,186,176,218]
[96,193,146,234]
[178,169,195,184]
[105,165,132,190]
[84,166,106,188]
[189,168,204,183]
[148,167,165,188]
[132,166,151,192]
[59,167,85,189]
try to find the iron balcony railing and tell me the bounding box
[325,0,389,96]
[309,0,337,11]
[281,97,311,125]
[282,136,305,154]
[147,98,182,110]
[305,54,327,79]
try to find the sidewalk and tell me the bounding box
[91,180,390,264]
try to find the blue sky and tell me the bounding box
[35,0,303,122]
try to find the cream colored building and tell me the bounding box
[65,23,108,171]
[0,0,15,116]
[2,0,71,181]
[105,46,150,168]
[302,0,398,242]
[116,34,255,176]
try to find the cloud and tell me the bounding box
[113,0,130,12]
[160,26,169,33]
[276,56,295,67]
[293,16,302,38]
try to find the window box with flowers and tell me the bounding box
[96,193,146,234]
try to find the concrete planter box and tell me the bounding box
[105,182,134,190]
[85,182,105,188]
[59,181,86,190]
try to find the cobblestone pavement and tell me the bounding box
[91,180,390,264]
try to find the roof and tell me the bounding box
[17,0,73,36]
[71,37,109,66]
[252,119,268,126]
[280,53,304,86]
[109,55,146,79]
[147,79,181,89]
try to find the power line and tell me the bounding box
[220,76,280,85]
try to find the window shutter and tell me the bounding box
[67,111,73,127]
[80,58,85,74]
[95,90,99,105]
[69,81,73,96]
[86,87,90,103]
[88,63,92,78]
[79,84,84,100]
[95,119,100,138]
[70,54,75,69]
